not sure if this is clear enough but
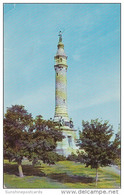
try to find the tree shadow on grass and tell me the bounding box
[4,163,45,177]
[48,173,95,183]
[4,164,95,184]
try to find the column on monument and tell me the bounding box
[54,65,69,122]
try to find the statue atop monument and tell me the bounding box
[58,31,62,42]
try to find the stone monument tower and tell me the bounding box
[54,31,78,157]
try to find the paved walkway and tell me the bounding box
[110,165,120,175]
[103,165,120,175]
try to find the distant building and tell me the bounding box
[53,32,78,157]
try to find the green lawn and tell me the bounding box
[4,160,120,189]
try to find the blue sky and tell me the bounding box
[4,3,120,134]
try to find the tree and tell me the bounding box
[3,105,34,177]
[111,132,121,166]
[67,152,79,162]
[4,106,65,177]
[26,115,65,166]
[77,119,120,186]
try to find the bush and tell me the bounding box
[67,153,78,162]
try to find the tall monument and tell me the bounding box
[54,31,78,157]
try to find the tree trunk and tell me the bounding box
[96,168,98,186]
[32,160,35,167]
[18,161,24,177]
[32,158,36,167]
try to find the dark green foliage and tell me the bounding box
[41,152,66,165]
[77,119,121,184]
[111,133,121,166]
[78,119,116,168]
[4,105,34,161]
[3,105,34,177]
[67,153,79,162]
[4,105,65,177]
[28,115,64,165]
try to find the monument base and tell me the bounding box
[55,127,79,157]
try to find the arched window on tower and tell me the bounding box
[60,58,62,62]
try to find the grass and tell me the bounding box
[4,160,120,189]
